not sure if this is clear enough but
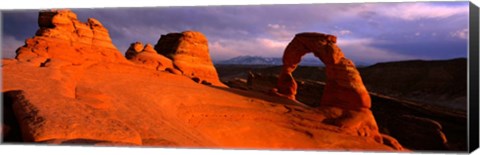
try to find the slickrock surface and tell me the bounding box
[2,61,399,150]
[154,31,226,87]
[2,10,403,151]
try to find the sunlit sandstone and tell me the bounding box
[273,32,402,150]
[2,9,404,151]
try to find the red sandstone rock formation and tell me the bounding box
[276,32,370,109]
[2,10,404,151]
[125,42,174,71]
[274,32,402,150]
[15,10,127,66]
[154,31,226,87]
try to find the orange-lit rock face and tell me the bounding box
[276,32,371,110]
[273,32,398,149]
[15,9,127,65]
[125,42,174,71]
[2,10,404,151]
[154,31,226,87]
[3,61,402,150]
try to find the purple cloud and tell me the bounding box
[1,2,469,64]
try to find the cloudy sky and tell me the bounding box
[1,1,469,64]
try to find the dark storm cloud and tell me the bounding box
[2,10,40,58]
[72,4,335,40]
[375,40,468,59]
[67,4,341,55]
[1,2,469,64]
[2,10,38,40]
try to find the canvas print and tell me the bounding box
[1,1,470,152]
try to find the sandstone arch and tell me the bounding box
[276,32,371,110]
[275,33,405,150]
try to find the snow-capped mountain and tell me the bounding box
[216,55,323,66]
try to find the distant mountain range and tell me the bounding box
[216,56,282,65]
[215,56,323,66]
[215,55,373,66]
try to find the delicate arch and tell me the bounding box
[276,32,371,109]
